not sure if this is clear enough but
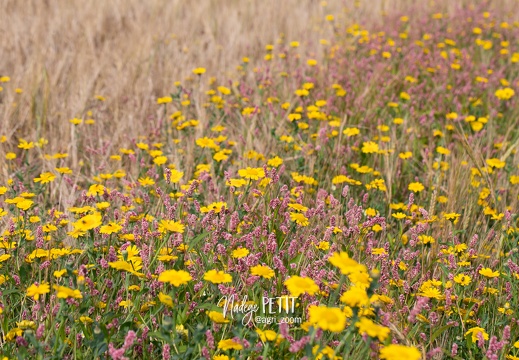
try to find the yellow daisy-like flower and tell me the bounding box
[158,220,185,233]
[200,201,227,214]
[284,276,319,297]
[250,265,275,279]
[73,212,102,232]
[158,292,174,307]
[192,67,206,75]
[33,172,56,184]
[138,177,155,187]
[204,270,233,284]
[328,252,367,274]
[218,339,243,351]
[308,305,347,332]
[408,182,425,192]
[231,247,249,259]
[379,344,421,360]
[26,282,50,301]
[479,267,500,278]
[290,212,309,226]
[454,273,471,286]
[207,311,230,324]
[53,285,83,299]
[465,326,489,342]
[361,141,379,154]
[158,269,193,287]
[355,317,390,341]
[238,167,265,180]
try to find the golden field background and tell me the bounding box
[0,0,518,152]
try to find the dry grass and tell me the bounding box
[1,0,339,148]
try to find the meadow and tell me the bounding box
[1,0,519,359]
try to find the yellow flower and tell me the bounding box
[465,326,489,342]
[238,167,265,180]
[408,182,425,192]
[158,292,174,307]
[218,339,243,351]
[153,156,168,165]
[290,212,309,226]
[343,127,360,137]
[417,287,442,299]
[208,311,229,324]
[138,177,155,187]
[204,270,232,284]
[479,267,500,278]
[250,265,275,279]
[436,146,451,155]
[73,212,102,231]
[355,317,390,341]
[399,151,412,159]
[213,151,229,162]
[167,169,184,183]
[108,260,144,277]
[308,305,347,332]
[446,112,458,120]
[192,67,206,75]
[87,184,105,196]
[232,247,249,259]
[33,172,56,184]
[361,141,379,154]
[288,203,308,212]
[16,199,33,211]
[196,136,218,149]
[372,248,387,256]
[158,269,192,286]
[226,178,247,188]
[119,300,132,308]
[79,316,94,324]
[53,269,67,278]
[454,274,471,286]
[158,220,185,233]
[96,202,110,210]
[55,167,72,174]
[379,344,421,360]
[18,139,34,149]
[157,96,173,104]
[340,286,369,307]
[316,241,330,250]
[213,355,230,360]
[312,345,341,360]
[53,285,82,299]
[443,212,460,223]
[5,152,16,160]
[392,212,406,220]
[100,222,122,235]
[26,282,50,300]
[256,329,282,342]
[284,276,319,297]
[486,158,505,169]
[328,252,367,274]
[200,201,227,214]
[267,156,283,167]
[495,87,515,100]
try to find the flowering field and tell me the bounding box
[2,0,519,359]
